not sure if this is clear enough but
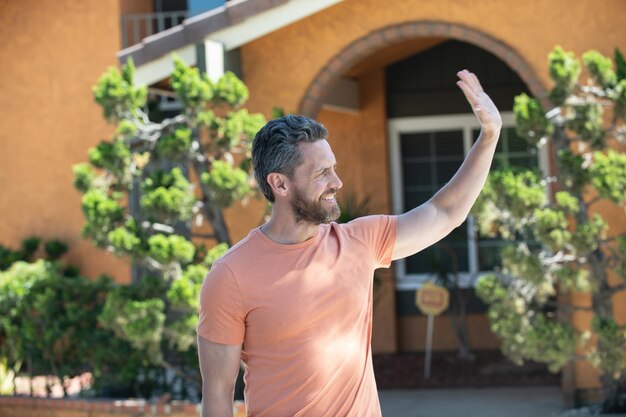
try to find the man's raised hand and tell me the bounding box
[456,70,502,137]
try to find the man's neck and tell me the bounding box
[260,209,319,245]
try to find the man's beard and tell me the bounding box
[290,186,341,225]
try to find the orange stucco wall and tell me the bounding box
[236,0,626,393]
[0,1,130,282]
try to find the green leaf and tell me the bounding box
[501,245,548,287]
[203,243,229,268]
[583,50,617,89]
[215,109,265,149]
[72,163,96,193]
[548,46,581,105]
[472,169,547,239]
[554,191,580,213]
[565,102,604,149]
[557,150,592,193]
[147,234,195,265]
[43,240,68,261]
[533,208,571,252]
[92,59,147,122]
[166,264,208,309]
[591,150,626,204]
[107,223,142,254]
[589,317,626,375]
[140,168,196,223]
[615,48,626,81]
[80,190,125,246]
[201,160,251,207]
[155,127,192,159]
[170,55,214,112]
[214,71,249,107]
[513,93,553,144]
[553,266,591,292]
[99,289,165,362]
[87,139,132,186]
[571,214,607,254]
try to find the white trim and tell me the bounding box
[133,40,224,87]
[206,0,344,51]
[388,112,547,290]
[135,45,197,86]
[204,40,225,82]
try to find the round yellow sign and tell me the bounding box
[415,282,449,316]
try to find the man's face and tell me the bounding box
[289,140,343,225]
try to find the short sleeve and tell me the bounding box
[197,261,246,345]
[344,215,398,268]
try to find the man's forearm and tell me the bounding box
[430,127,500,225]
[202,393,234,417]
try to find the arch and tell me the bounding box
[298,21,546,117]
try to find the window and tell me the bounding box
[388,113,547,289]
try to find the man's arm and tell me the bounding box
[392,70,502,260]
[198,336,242,417]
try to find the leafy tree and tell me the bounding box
[74,56,264,393]
[0,237,146,397]
[0,236,42,271]
[473,46,626,411]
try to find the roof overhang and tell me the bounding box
[119,0,343,85]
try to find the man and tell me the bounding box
[197,70,502,416]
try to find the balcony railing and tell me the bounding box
[121,11,188,49]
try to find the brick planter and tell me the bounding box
[0,396,247,417]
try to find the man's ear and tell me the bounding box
[267,173,290,198]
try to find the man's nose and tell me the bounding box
[331,171,343,190]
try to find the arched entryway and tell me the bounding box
[298,21,545,117]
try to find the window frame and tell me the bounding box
[387,112,549,290]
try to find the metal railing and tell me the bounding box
[121,10,188,49]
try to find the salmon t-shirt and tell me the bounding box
[197,215,397,417]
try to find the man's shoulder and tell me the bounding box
[336,214,394,234]
[217,228,266,268]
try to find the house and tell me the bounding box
[2,0,625,406]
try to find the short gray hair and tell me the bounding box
[251,115,328,202]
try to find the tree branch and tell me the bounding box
[584,195,602,208]
[539,250,578,266]
[574,86,613,102]
[190,134,231,245]
[140,221,176,234]
[129,114,187,147]
[135,256,164,272]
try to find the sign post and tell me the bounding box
[415,282,449,379]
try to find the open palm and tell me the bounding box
[456,70,502,135]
